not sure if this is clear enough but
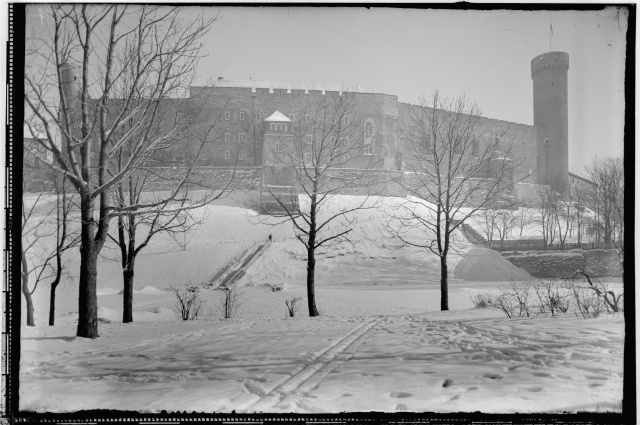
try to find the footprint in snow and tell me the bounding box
[389,391,412,399]
[467,387,479,392]
[532,371,551,377]
[482,373,503,380]
[442,379,453,388]
[396,403,409,411]
[525,387,543,392]
[589,383,604,388]
[585,375,608,380]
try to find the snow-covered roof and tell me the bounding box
[213,79,366,94]
[264,111,292,122]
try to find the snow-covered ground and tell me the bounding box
[19,195,624,413]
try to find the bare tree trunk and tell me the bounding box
[306,246,318,317]
[77,195,99,338]
[21,247,35,326]
[440,255,449,311]
[48,266,62,326]
[22,282,35,326]
[305,192,320,317]
[49,281,58,326]
[123,265,134,323]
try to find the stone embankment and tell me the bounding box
[500,249,623,278]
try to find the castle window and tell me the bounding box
[240,111,245,121]
[270,123,277,131]
[305,134,313,145]
[340,137,349,148]
[472,140,479,157]
[529,168,534,175]
[306,114,312,124]
[239,133,246,143]
[364,138,374,155]
[364,120,375,136]
[304,152,312,164]
[225,150,231,160]
[224,133,231,143]
[342,116,349,126]
[255,113,261,122]
[225,111,231,121]
[275,141,283,152]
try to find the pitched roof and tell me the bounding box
[264,111,292,122]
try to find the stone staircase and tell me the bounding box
[206,241,271,289]
[451,219,487,246]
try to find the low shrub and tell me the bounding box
[217,286,242,319]
[471,293,495,308]
[285,296,302,317]
[170,283,203,321]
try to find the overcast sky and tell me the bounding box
[187,6,627,175]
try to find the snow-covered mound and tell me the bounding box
[97,287,120,296]
[454,247,531,281]
[116,286,166,295]
[97,306,121,322]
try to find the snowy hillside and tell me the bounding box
[19,194,624,414]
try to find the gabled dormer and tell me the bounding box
[265,111,292,133]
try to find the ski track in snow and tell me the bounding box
[245,317,383,412]
[21,311,624,413]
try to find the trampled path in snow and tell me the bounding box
[20,310,623,413]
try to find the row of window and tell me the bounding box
[224,111,261,122]
[224,132,247,143]
[272,137,375,155]
[223,110,355,127]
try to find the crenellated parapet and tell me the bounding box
[530,51,569,79]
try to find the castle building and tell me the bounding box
[44,52,575,200]
[185,52,574,198]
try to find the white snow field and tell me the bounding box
[19,195,624,413]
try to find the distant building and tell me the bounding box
[53,52,581,200]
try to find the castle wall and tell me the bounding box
[190,86,400,173]
[396,102,537,188]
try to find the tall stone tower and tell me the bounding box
[60,62,82,141]
[531,51,569,195]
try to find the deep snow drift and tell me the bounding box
[19,195,624,413]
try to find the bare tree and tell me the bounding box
[21,169,78,327]
[24,5,220,337]
[47,173,79,326]
[495,207,520,246]
[477,208,498,248]
[585,157,624,247]
[516,202,535,238]
[534,183,558,246]
[568,177,589,244]
[387,90,521,311]
[254,91,384,316]
[107,99,242,324]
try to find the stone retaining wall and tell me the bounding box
[500,249,623,278]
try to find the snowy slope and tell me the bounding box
[19,195,624,414]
